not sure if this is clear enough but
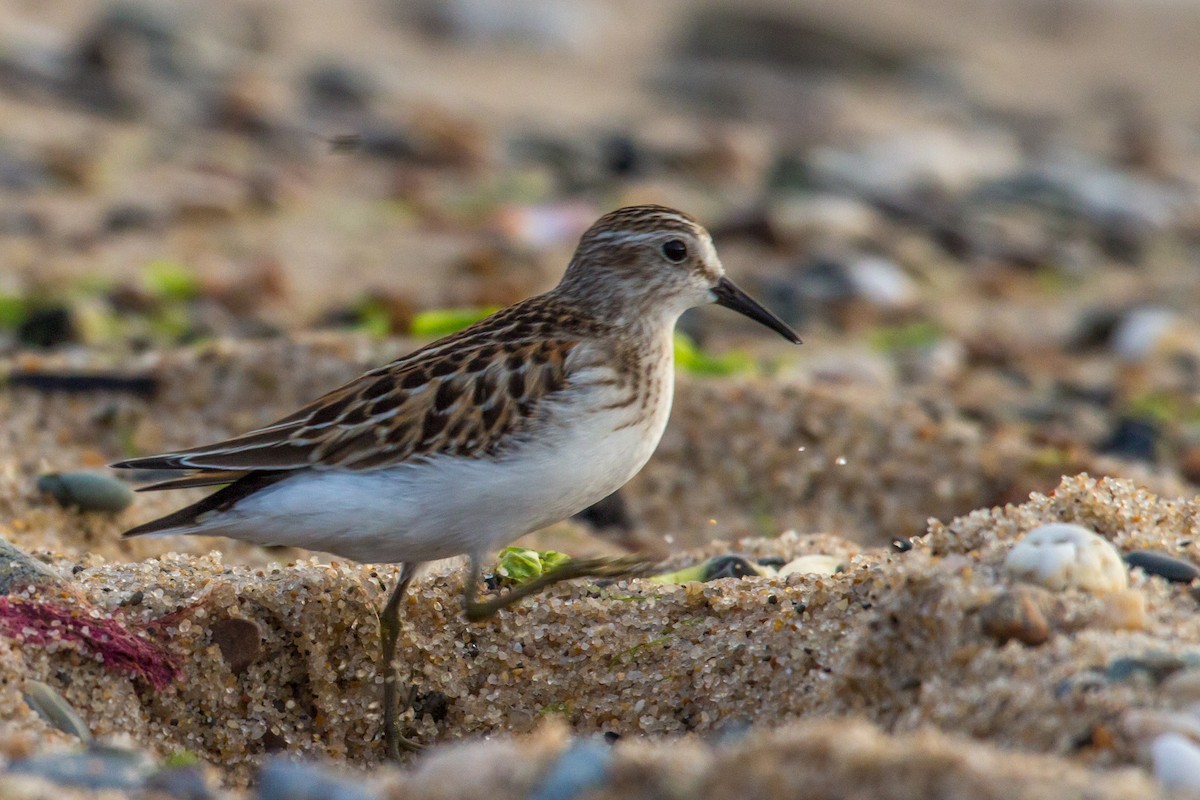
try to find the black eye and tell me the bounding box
[661,239,687,263]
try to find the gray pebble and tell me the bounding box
[23,680,93,743]
[37,471,134,513]
[1126,550,1200,584]
[0,537,63,595]
[1106,653,1187,684]
[143,765,215,800]
[257,759,378,800]
[8,748,150,790]
[529,739,612,800]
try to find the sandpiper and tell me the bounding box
[112,204,801,756]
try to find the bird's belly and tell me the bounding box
[223,399,669,564]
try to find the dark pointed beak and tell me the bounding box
[711,277,802,344]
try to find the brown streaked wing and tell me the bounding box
[112,336,582,473]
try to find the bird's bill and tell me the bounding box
[711,277,802,344]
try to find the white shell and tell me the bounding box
[1003,523,1127,594]
[1152,733,1200,792]
[777,555,843,579]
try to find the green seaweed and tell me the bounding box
[868,320,942,352]
[0,294,27,329]
[494,546,571,586]
[162,750,202,768]
[673,332,756,376]
[411,307,497,337]
[142,260,201,302]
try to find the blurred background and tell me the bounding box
[1,0,1199,550]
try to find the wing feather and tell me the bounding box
[112,326,583,475]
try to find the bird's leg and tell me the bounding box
[462,553,656,622]
[380,562,423,759]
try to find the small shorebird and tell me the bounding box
[112,204,800,756]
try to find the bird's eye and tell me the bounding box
[661,239,688,263]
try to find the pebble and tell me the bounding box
[18,306,77,348]
[209,618,263,674]
[1105,652,1188,684]
[1151,734,1200,792]
[979,587,1051,646]
[1125,550,1200,584]
[23,680,93,743]
[142,764,215,800]
[776,555,843,580]
[257,759,379,800]
[1099,589,1147,631]
[8,748,151,791]
[808,130,1020,200]
[1099,417,1160,464]
[1003,523,1128,594]
[36,471,134,513]
[765,193,879,245]
[1110,307,1177,362]
[0,538,64,595]
[703,555,763,581]
[528,739,612,800]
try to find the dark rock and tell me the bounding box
[260,730,288,753]
[103,203,167,234]
[69,4,184,116]
[37,471,135,513]
[678,7,921,74]
[600,134,642,177]
[1126,550,1200,584]
[209,618,263,674]
[304,63,376,117]
[1099,417,1160,463]
[703,555,760,581]
[411,689,450,723]
[18,306,76,348]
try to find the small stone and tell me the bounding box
[776,555,843,580]
[257,758,379,800]
[979,587,1051,646]
[528,739,612,800]
[411,690,450,723]
[22,680,92,743]
[1161,669,1200,705]
[0,538,64,595]
[8,749,151,791]
[37,471,134,513]
[1106,653,1185,684]
[18,306,76,348]
[1098,589,1147,631]
[703,555,763,581]
[209,618,262,674]
[143,765,214,800]
[1099,417,1160,464]
[1126,550,1200,583]
[1111,307,1176,362]
[1003,523,1128,594]
[1151,734,1200,792]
